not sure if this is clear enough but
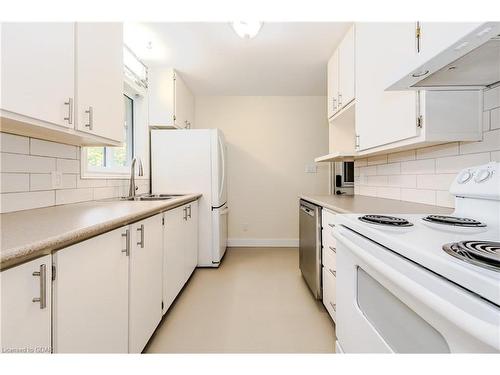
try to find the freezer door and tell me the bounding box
[212,204,228,265]
[211,129,227,207]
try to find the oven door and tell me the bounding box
[333,226,500,353]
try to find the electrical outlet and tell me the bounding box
[51,171,62,189]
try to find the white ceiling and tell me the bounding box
[124,22,352,96]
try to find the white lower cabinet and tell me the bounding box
[53,226,129,353]
[162,202,198,314]
[128,214,163,353]
[322,209,337,323]
[0,255,52,353]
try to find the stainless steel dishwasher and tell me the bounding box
[299,199,322,299]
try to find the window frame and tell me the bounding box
[80,77,148,179]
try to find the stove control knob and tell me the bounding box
[474,168,492,183]
[457,170,472,184]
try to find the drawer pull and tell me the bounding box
[329,246,336,253]
[329,268,336,277]
[32,264,47,309]
[329,302,336,312]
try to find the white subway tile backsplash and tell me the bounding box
[30,174,52,191]
[367,154,388,166]
[387,150,415,163]
[56,159,80,174]
[459,129,500,155]
[367,175,388,186]
[387,174,417,188]
[30,138,77,159]
[354,158,367,167]
[1,191,55,213]
[416,143,459,160]
[435,153,490,174]
[417,174,455,191]
[0,133,30,154]
[376,162,401,175]
[401,188,436,205]
[359,185,377,197]
[93,186,120,200]
[77,178,108,188]
[491,150,500,162]
[491,108,500,130]
[377,187,401,200]
[1,153,56,173]
[359,166,377,176]
[401,159,435,175]
[1,173,30,193]
[483,86,500,111]
[55,188,93,205]
[482,111,491,131]
[436,191,455,208]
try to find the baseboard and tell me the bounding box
[227,238,299,247]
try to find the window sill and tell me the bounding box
[80,171,150,180]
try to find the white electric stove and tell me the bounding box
[332,161,500,353]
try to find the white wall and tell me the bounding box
[195,96,329,247]
[354,86,500,207]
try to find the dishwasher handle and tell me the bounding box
[300,205,315,217]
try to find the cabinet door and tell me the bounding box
[355,23,419,151]
[148,67,175,127]
[75,23,124,142]
[162,206,187,313]
[1,255,52,353]
[129,214,163,353]
[53,227,129,353]
[338,25,355,108]
[174,72,195,129]
[327,50,339,118]
[1,23,74,128]
[184,202,198,281]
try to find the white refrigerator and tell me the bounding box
[151,129,228,267]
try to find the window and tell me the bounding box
[86,95,134,174]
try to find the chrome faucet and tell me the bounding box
[128,157,144,198]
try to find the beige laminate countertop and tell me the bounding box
[299,194,453,215]
[0,194,201,270]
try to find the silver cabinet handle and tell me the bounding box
[85,106,93,130]
[121,229,130,256]
[183,207,188,221]
[187,205,192,219]
[137,224,144,248]
[329,268,336,277]
[329,246,336,253]
[64,98,73,124]
[329,302,336,312]
[32,264,47,309]
[328,223,335,228]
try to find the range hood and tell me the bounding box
[387,22,500,90]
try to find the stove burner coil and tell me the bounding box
[358,215,413,227]
[443,241,500,272]
[423,215,486,228]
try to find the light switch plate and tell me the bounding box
[51,171,63,189]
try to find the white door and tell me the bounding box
[129,214,163,353]
[327,50,339,118]
[75,23,124,142]
[53,227,129,353]
[1,255,52,353]
[174,72,195,129]
[1,23,75,128]
[338,25,356,108]
[355,23,419,151]
[163,206,187,313]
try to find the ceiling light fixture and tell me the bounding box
[231,21,263,39]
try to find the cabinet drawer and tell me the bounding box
[322,243,337,270]
[322,267,337,322]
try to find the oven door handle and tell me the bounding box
[334,228,500,351]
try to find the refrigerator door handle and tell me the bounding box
[218,136,226,200]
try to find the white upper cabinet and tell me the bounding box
[338,26,356,109]
[327,25,355,119]
[1,255,52,353]
[1,22,124,146]
[355,23,483,153]
[128,214,163,353]
[75,23,124,142]
[149,67,195,129]
[1,23,75,128]
[53,227,129,353]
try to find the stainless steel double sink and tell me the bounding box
[119,194,184,201]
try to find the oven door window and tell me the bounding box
[357,267,450,353]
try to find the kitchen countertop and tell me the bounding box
[0,194,201,270]
[299,194,453,215]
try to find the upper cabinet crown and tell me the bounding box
[149,67,195,129]
[327,25,355,119]
[1,23,124,146]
